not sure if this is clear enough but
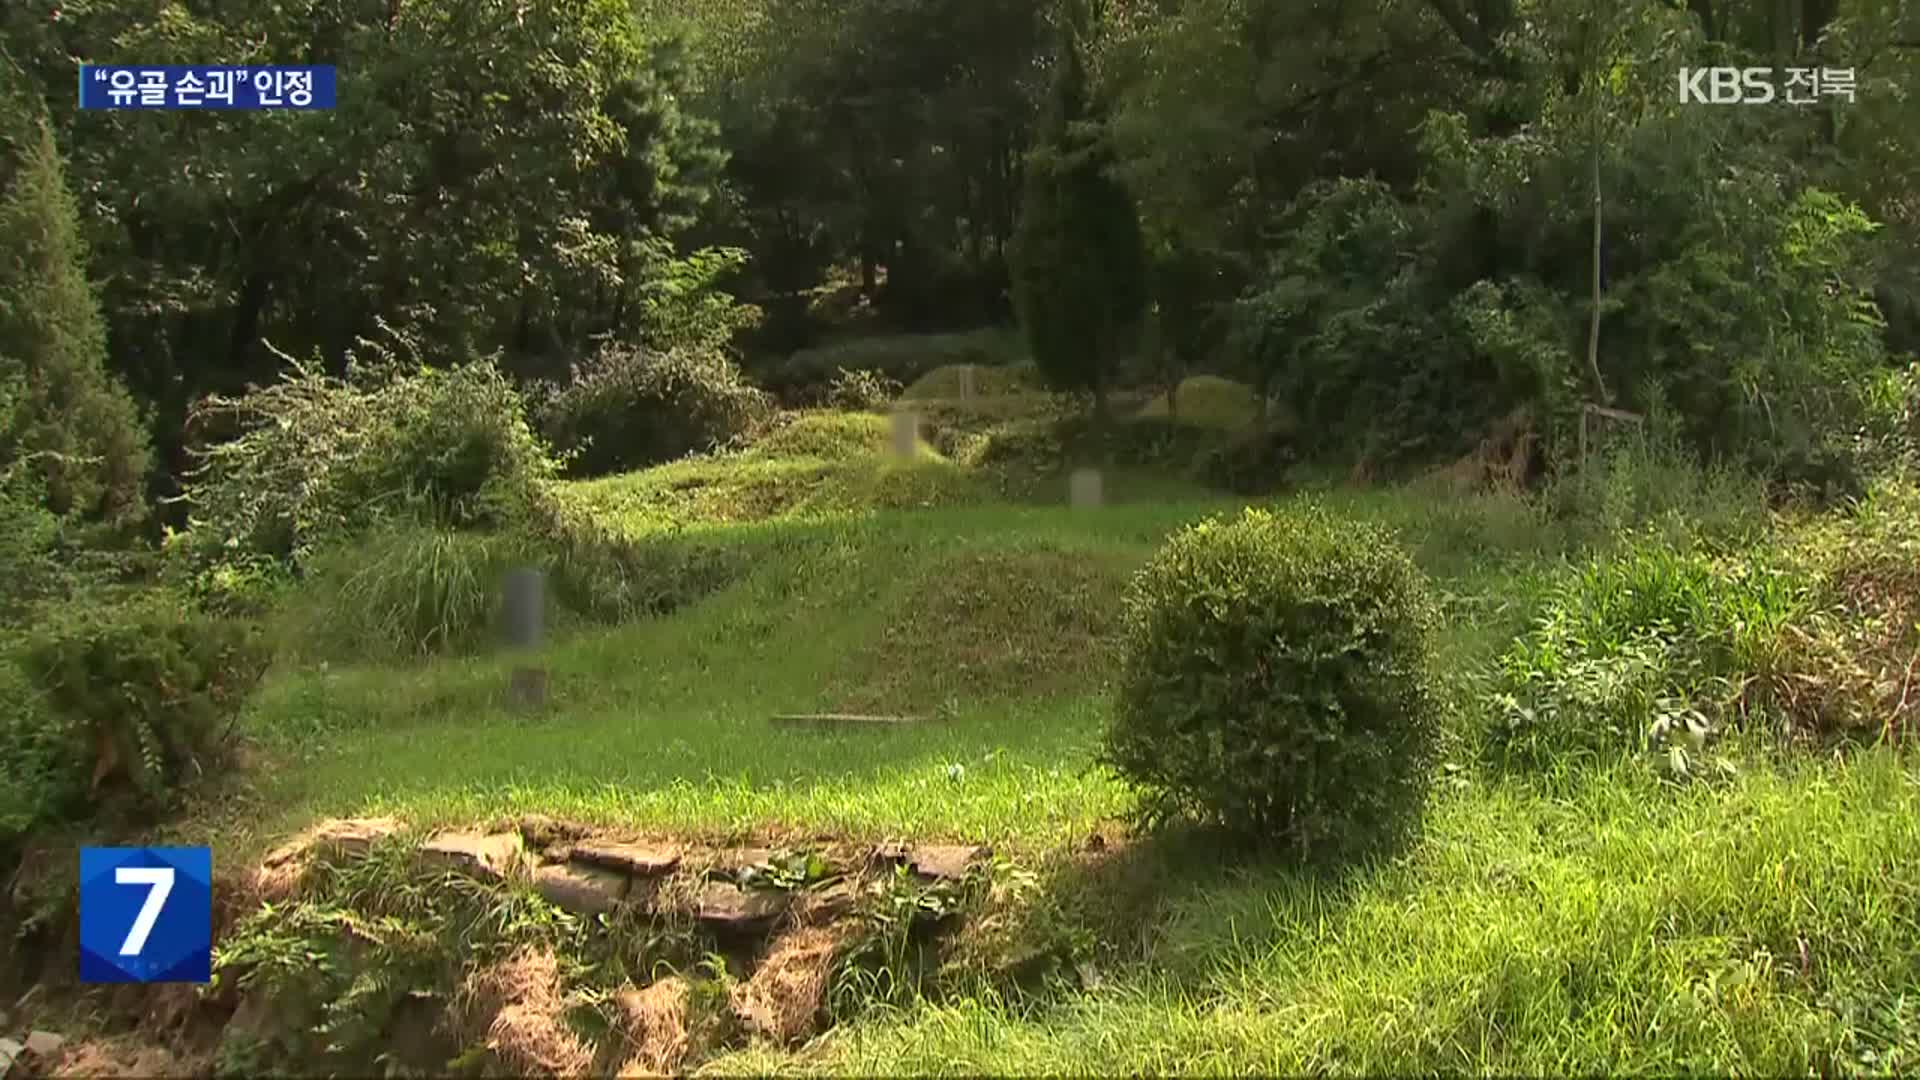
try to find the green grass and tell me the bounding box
[217,485,1547,857]
[551,432,991,536]
[901,363,1043,402]
[1135,374,1262,431]
[708,752,1920,1074]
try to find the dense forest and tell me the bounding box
[4,0,1917,512]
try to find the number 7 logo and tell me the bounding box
[79,847,211,984]
[114,866,175,956]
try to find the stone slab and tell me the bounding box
[694,881,788,930]
[570,841,682,877]
[910,844,989,881]
[419,831,524,883]
[535,862,630,916]
[263,817,402,868]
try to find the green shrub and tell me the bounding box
[1488,491,1920,773]
[0,452,63,620]
[1105,506,1441,854]
[0,653,79,853]
[1490,539,1764,770]
[1541,422,1770,550]
[21,600,272,811]
[539,343,774,477]
[824,368,903,411]
[179,330,556,567]
[1193,427,1300,495]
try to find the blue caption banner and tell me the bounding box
[78,65,335,110]
[79,846,213,984]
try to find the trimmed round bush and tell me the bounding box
[1105,505,1441,854]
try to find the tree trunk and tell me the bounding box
[228,269,273,383]
[1586,123,1609,405]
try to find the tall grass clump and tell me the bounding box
[1541,421,1771,551]
[1492,480,1920,772]
[1105,505,1441,856]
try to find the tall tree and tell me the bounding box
[0,57,149,524]
[1011,10,1148,426]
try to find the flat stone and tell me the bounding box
[694,881,788,930]
[263,817,402,867]
[721,847,774,871]
[534,862,629,916]
[24,1031,65,1057]
[571,841,682,877]
[802,878,862,922]
[515,813,589,847]
[908,845,989,881]
[419,831,524,883]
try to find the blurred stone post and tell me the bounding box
[959,365,975,403]
[503,567,548,710]
[1070,467,1104,509]
[891,408,920,459]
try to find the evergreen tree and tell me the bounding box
[1010,8,1148,426]
[0,60,150,524]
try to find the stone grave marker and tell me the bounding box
[890,409,920,459]
[503,567,548,710]
[1070,467,1104,509]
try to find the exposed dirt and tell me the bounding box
[613,976,693,1076]
[462,947,595,1076]
[730,922,860,1045]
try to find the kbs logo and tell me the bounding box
[1678,67,1776,104]
[78,847,212,984]
[1678,66,1857,105]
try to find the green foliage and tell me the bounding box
[633,245,763,356]
[0,64,150,524]
[1540,418,1771,550]
[770,330,1028,406]
[176,328,556,568]
[1011,19,1149,418]
[20,599,271,812]
[1106,506,1441,853]
[745,412,893,461]
[0,654,77,854]
[824,368,903,412]
[1192,427,1300,495]
[0,404,65,620]
[538,342,774,478]
[283,524,533,661]
[278,500,761,662]
[5,0,727,398]
[1493,483,1920,772]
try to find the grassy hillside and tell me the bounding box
[89,398,1920,1076]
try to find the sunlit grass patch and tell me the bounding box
[1135,374,1261,431]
